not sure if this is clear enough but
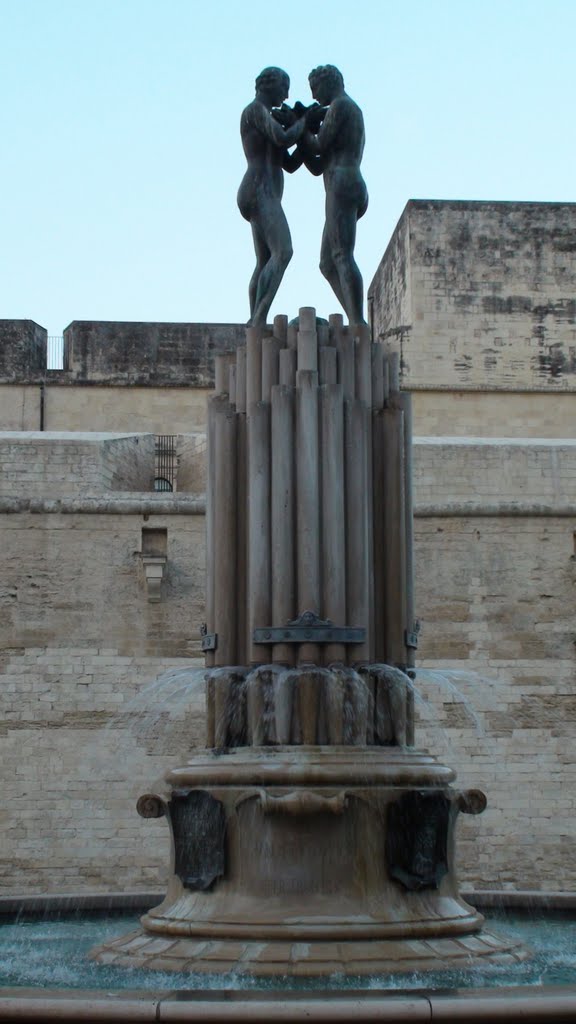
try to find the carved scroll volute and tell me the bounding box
[457,789,487,815]
[136,794,166,819]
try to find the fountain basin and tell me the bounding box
[2,907,576,1020]
[90,747,524,975]
[1,985,576,1024]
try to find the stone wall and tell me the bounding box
[0,433,156,497]
[42,385,209,434]
[415,514,575,890]
[0,490,207,893]
[175,433,207,493]
[411,390,576,438]
[63,321,245,386]
[369,200,576,393]
[6,382,576,439]
[0,320,46,382]
[1,434,575,893]
[0,385,43,431]
[413,436,576,510]
[4,294,576,436]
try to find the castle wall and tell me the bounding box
[63,320,245,386]
[369,202,576,424]
[1,434,574,894]
[0,320,46,381]
[41,386,209,434]
[4,297,576,436]
[411,390,576,438]
[0,432,156,497]
[416,515,575,891]
[9,382,576,438]
[0,385,42,431]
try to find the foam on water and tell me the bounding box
[1,913,576,991]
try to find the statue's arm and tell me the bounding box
[309,101,342,156]
[254,103,305,149]
[283,148,304,173]
[297,132,325,176]
[298,142,324,175]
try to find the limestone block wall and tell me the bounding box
[0,436,575,894]
[414,437,576,510]
[42,385,210,434]
[0,317,245,435]
[63,321,245,386]
[0,320,46,381]
[0,644,205,893]
[415,514,576,890]
[413,437,576,889]
[0,432,156,497]
[175,433,207,494]
[0,385,42,431]
[0,500,206,893]
[0,505,204,654]
[369,200,576,392]
[412,390,576,439]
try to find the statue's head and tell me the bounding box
[308,65,344,105]
[255,67,290,107]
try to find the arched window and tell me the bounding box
[154,477,173,492]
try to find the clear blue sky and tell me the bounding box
[2,0,575,334]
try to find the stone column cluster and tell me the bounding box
[204,308,416,678]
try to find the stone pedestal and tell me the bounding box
[91,748,526,975]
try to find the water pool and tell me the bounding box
[1,910,575,991]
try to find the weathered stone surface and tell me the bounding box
[411,390,576,439]
[63,321,245,386]
[0,435,575,894]
[369,200,576,392]
[0,320,46,382]
[1,384,210,434]
[413,437,576,511]
[0,432,156,496]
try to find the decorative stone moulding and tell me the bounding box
[141,554,167,602]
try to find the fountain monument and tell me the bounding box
[91,65,527,978]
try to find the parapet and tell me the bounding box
[369,199,576,392]
[0,431,156,496]
[0,320,47,382]
[63,320,246,386]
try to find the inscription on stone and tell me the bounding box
[385,791,450,891]
[168,789,226,891]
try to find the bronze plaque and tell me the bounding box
[386,791,450,891]
[169,789,226,891]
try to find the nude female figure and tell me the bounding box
[237,67,305,326]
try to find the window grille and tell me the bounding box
[155,435,176,491]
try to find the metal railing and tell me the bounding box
[155,435,177,491]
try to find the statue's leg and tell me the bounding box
[325,193,366,325]
[319,220,347,312]
[249,224,270,320]
[251,200,293,327]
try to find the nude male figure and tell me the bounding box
[299,65,368,325]
[237,67,305,326]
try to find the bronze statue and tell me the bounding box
[237,68,305,326]
[299,65,368,325]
